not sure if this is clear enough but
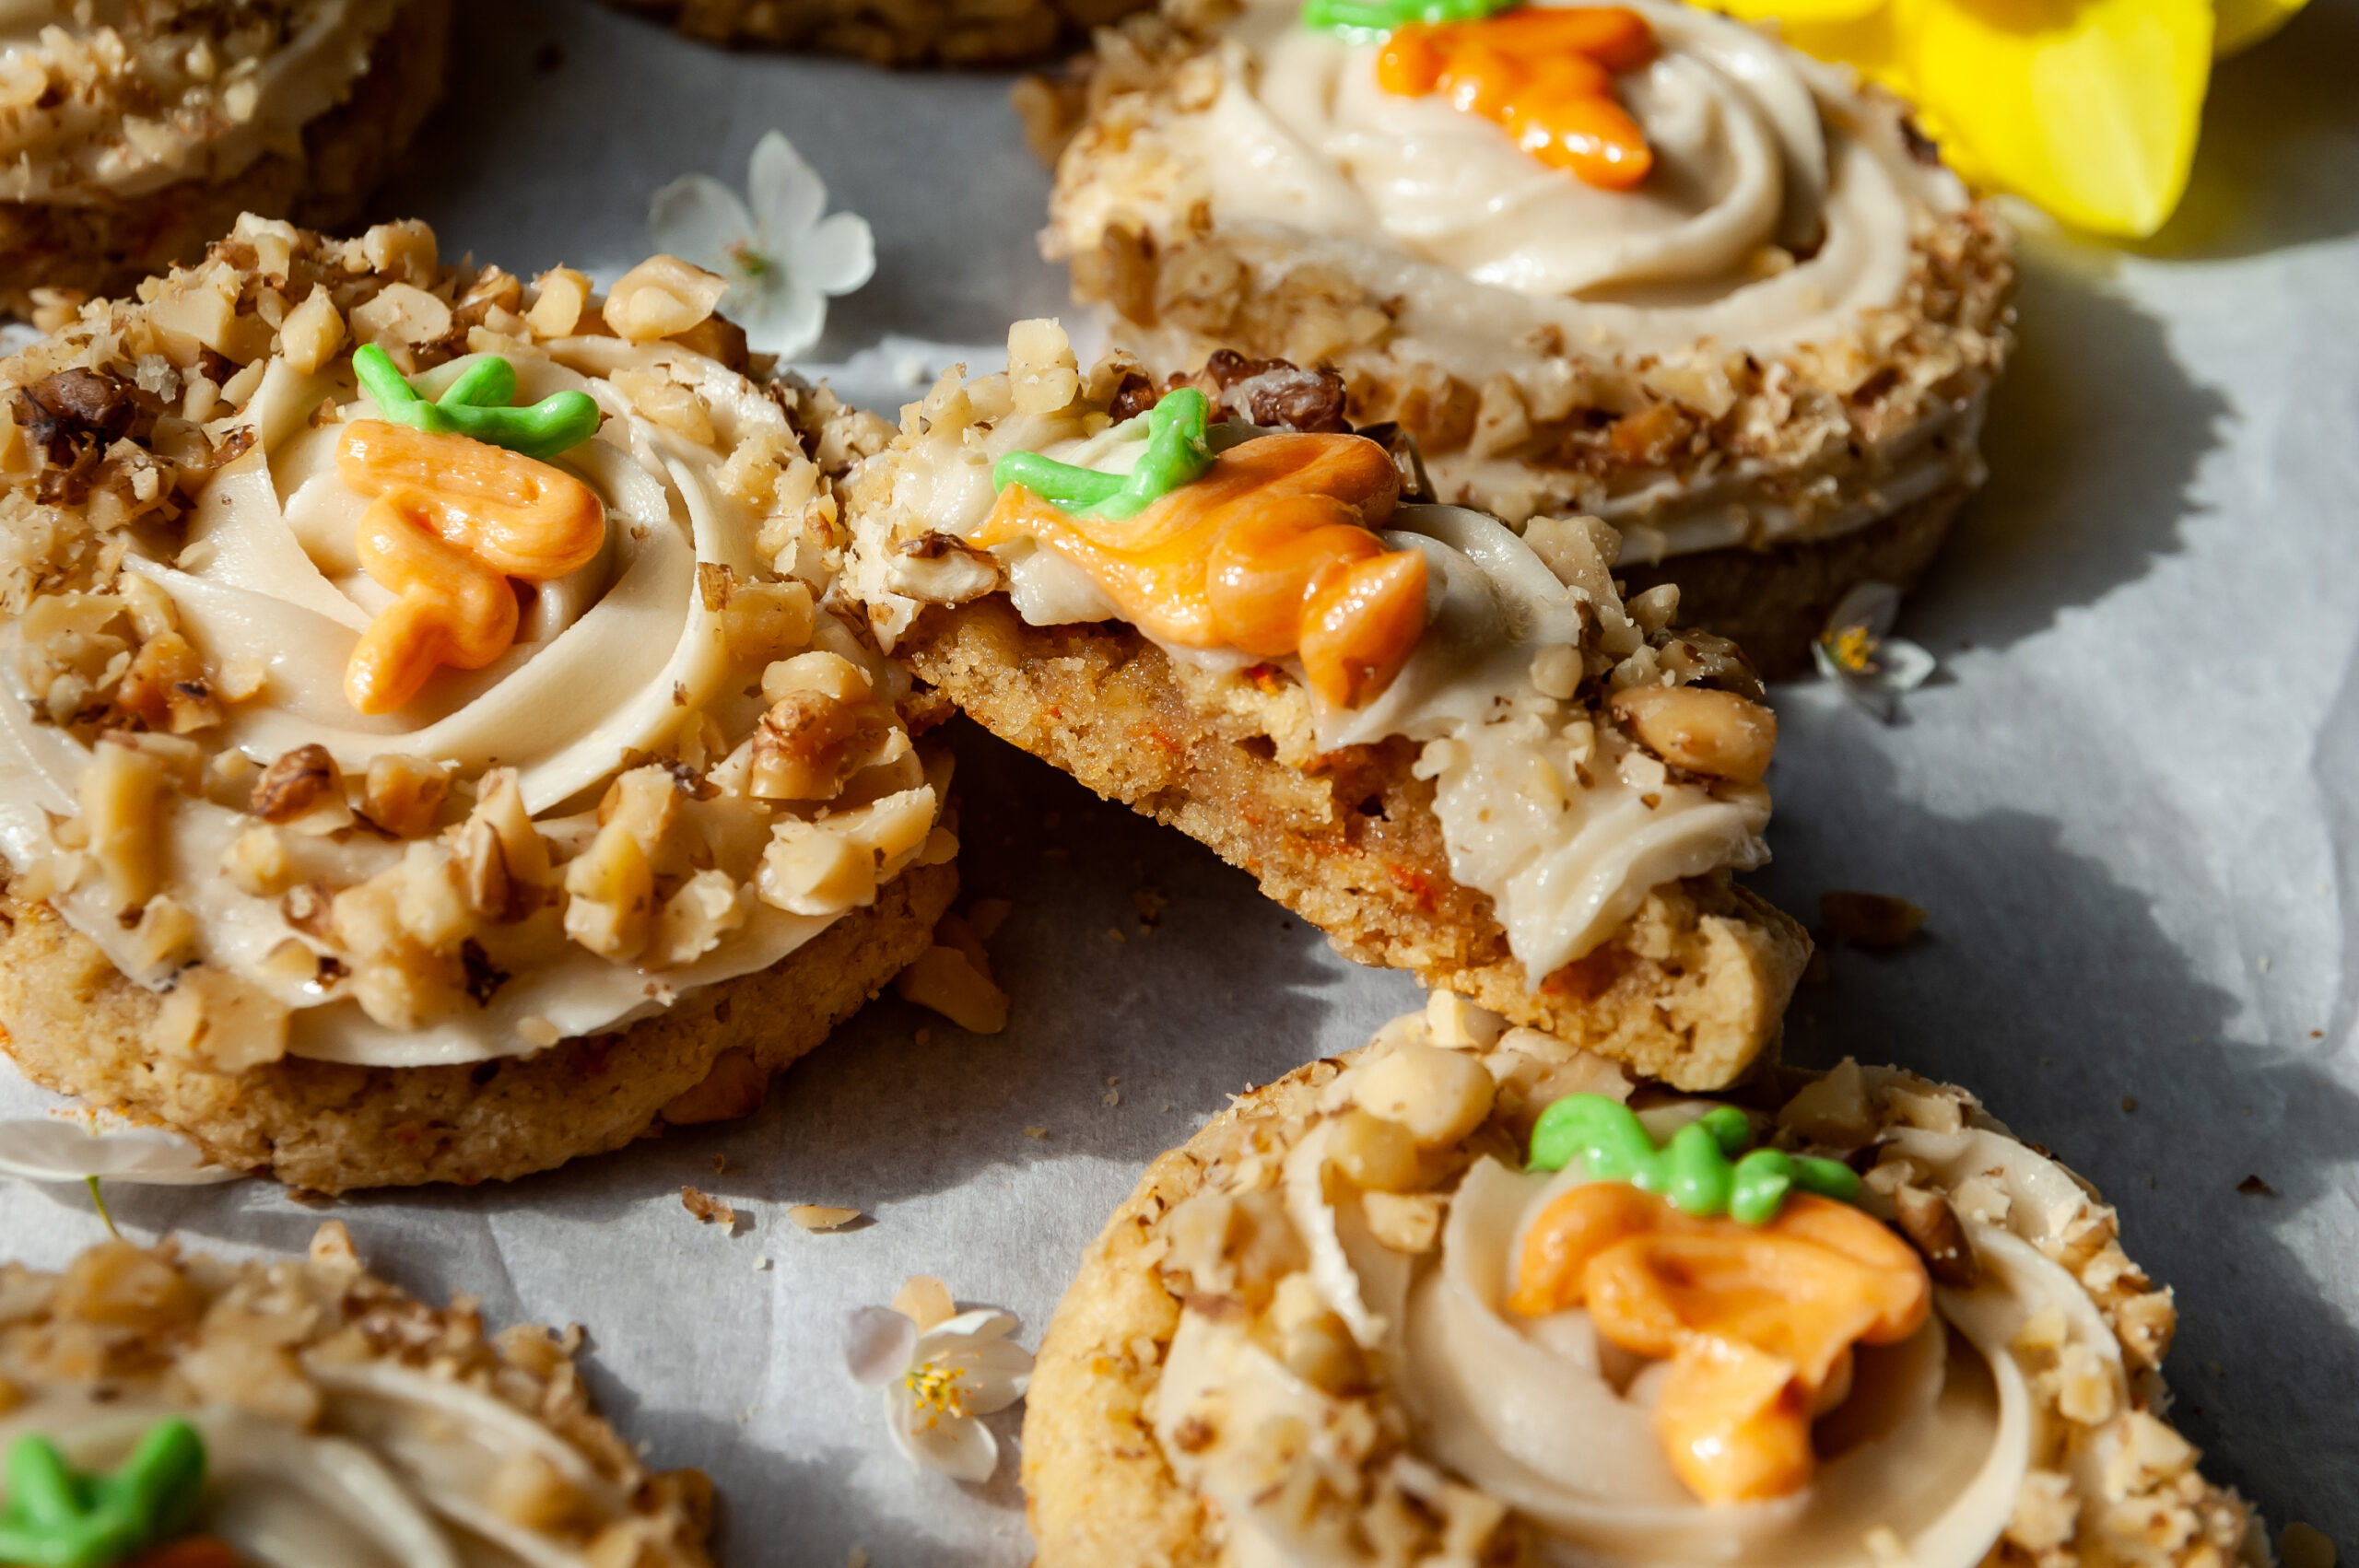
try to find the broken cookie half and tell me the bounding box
[845,322,1808,1090]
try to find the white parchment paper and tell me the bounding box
[3,0,2355,1560]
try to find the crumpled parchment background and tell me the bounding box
[3,1,2355,1561]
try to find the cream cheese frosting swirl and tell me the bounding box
[0,0,409,205]
[1122,1014,2239,1568]
[1078,0,1963,370]
[0,280,945,1069]
[0,1224,712,1566]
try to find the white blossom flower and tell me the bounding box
[0,1115,241,1185]
[844,1275,1032,1482]
[649,131,875,360]
[1813,580,1936,723]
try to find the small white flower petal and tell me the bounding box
[945,1352,1032,1416]
[844,1305,917,1386]
[1836,670,1902,724]
[763,283,828,361]
[1822,579,1903,645]
[791,210,876,298]
[905,1412,1001,1483]
[749,131,827,251]
[919,1309,1019,1349]
[1877,637,1938,693]
[0,1119,242,1185]
[648,174,758,275]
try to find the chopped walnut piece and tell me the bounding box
[1778,1058,1877,1149]
[663,1047,770,1126]
[681,1187,738,1229]
[1893,1185,1978,1287]
[604,256,728,344]
[1609,685,1778,784]
[1822,890,1928,949]
[1361,1190,1448,1254]
[362,754,451,837]
[526,266,593,338]
[54,1240,204,1330]
[894,943,1010,1034]
[78,736,176,910]
[250,743,349,829]
[747,687,892,802]
[487,1450,592,1533]
[788,1205,863,1232]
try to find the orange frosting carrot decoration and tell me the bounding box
[334,421,606,715]
[1511,1185,1931,1504]
[978,431,1428,708]
[1377,6,1657,190]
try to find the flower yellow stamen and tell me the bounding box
[904,1361,973,1431]
[1825,624,1883,676]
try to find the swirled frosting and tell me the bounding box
[1136,1017,2226,1568]
[0,1225,709,1566]
[0,311,943,1068]
[0,0,409,204]
[1077,0,1963,369]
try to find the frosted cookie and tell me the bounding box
[0,0,452,318]
[1036,0,2014,672]
[0,1221,713,1565]
[604,0,1144,67]
[845,322,1807,1089]
[0,216,957,1192]
[1023,995,2256,1568]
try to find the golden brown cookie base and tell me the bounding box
[901,599,1806,1089]
[603,0,1149,66]
[1618,478,1973,679]
[0,0,452,317]
[0,858,954,1193]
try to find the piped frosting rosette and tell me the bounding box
[0,1222,713,1567]
[1039,0,2013,667]
[1022,993,2255,1568]
[0,216,945,1074]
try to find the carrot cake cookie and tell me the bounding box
[1024,993,2256,1568]
[0,216,956,1192]
[1035,0,2014,670]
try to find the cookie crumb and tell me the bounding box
[1022,1126,1049,1140]
[1103,1088,1121,1106]
[753,1255,771,1271]
[1107,926,1126,943]
[1133,885,1167,928]
[2279,1524,2336,1568]
[1820,891,1926,949]
[2118,1095,2137,1114]
[789,1203,862,1231]
[2236,1174,2275,1196]
[711,1153,728,1175]
[682,1186,738,1227]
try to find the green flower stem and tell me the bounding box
[992,387,1214,521]
[0,1419,207,1568]
[351,344,601,461]
[1527,1094,1860,1224]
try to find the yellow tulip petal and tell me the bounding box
[1901,0,2212,238]
[2213,0,2308,55]
[1710,0,1888,24]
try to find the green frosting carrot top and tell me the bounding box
[991,386,1215,521]
[352,344,602,461]
[0,1419,207,1568]
[1528,1094,1860,1225]
[1301,0,1516,33]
